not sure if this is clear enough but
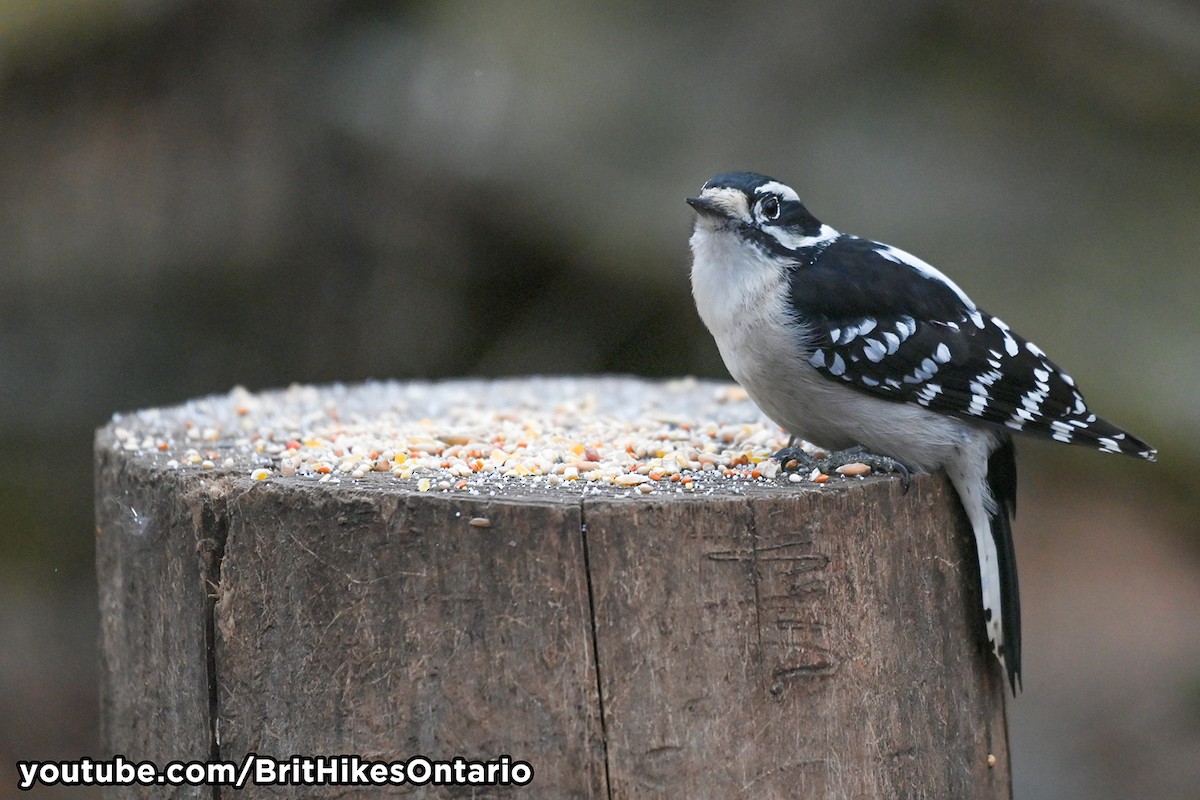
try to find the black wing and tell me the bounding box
[792,237,1156,460]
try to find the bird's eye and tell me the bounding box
[760,196,781,221]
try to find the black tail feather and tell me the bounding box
[988,436,1021,695]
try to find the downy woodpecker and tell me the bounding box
[687,171,1156,693]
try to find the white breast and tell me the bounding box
[689,222,982,473]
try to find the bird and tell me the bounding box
[686,171,1156,694]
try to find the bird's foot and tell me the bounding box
[820,446,912,492]
[774,444,911,492]
[772,445,817,473]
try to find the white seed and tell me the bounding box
[614,473,650,486]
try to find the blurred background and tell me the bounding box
[1,0,1197,797]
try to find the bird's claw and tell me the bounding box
[774,444,912,493]
[772,445,816,472]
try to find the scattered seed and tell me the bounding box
[614,473,650,486]
[468,517,491,528]
[114,381,854,499]
[836,462,872,477]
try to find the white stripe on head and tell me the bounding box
[754,180,801,202]
[761,223,839,251]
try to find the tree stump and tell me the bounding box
[96,377,1010,799]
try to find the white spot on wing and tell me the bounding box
[934,343,951,363]
[1021,387,1048,413]
[1050,421,1074,442]
[863,338,887,363]
[829,352,846,376]
[904,367,934,384]
[993,319,1019,356]
[968,388,988,416]
[915,383,942,407]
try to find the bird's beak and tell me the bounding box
[688,189,749,222]
[686,196,723,218]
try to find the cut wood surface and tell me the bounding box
[96,377,1010,799]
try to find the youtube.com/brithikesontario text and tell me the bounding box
[16,753,534,791]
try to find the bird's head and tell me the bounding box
[686,172,830,255]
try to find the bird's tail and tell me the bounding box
[947,435,1021,695]
[987,437,1021,695]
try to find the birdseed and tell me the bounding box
[102,378,882,497]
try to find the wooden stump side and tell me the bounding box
[95,453,219,800]
[584,477,1009,799]
[213,486,607,797]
